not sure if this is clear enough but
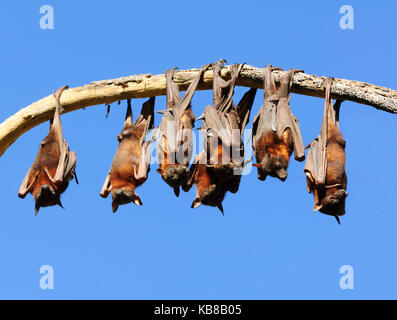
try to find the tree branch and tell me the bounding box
[0,64,396,157]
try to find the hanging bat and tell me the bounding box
[157,64,210,197]
[100,97,156,213]
[188,151,227,214]
[252,65,305,181]
[18,86,77,215]
[304,78,347,224]
[188,60,256,212]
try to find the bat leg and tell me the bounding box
[173,186,180,197]
[334,215,341,224]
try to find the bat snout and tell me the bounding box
[164,166,188,187]
[276,169,288,181]
[111,188,143,212]
[34,184,58,207]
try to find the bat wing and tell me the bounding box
[203,106,233,148]
[165,68,182,110]
[100,171,112,198]
[50,86,77,184]
[252,65,279,147]
[175,63,210,118]
[275,69,305,161]
[18,167,39,198]
[304,136,327,188]
[276,99,305,161]
[214,63,243,114]
[186,150,206,190]
[252,101,277,146]
[135,98,156,181]
[237,88,257,135]
[304,78,333,188]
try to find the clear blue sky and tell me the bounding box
[0,0,396,299]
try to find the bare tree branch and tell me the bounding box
[0,64,396,157]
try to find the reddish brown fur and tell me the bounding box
[192,164,226,209]
[19,86,76,214]
[318,116,347,216]
[254,129,293,181]
[101,98,154,212]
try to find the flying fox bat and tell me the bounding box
[18,86,77,215]
[157,64,210,197]
[304,78,347,224]
[252,65,305,181]
[100,97,156,213]
[188,60,257,212]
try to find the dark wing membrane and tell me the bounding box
[165,68,182,110]
[304,136,327,187]
[237,88,257,135]
[275,69,305,161]
[175,63,210,118]
[303,78,333,187]
[135,97,156,180]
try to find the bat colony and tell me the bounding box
[19,61,348,223]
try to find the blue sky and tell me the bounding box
[0,0,396,299]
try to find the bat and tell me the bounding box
[100,97,156,213]
[304,78,347,224]
[157,64,210,197]
[188,60,257,213]
[18,86,77,215]
[252,65,305,181]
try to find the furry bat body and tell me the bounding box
[157,64,210,197]
[252,66,305,181]
[18,86,77,215]
[304,78,347,223]
[100,98,155,213]
[188,60,257,212]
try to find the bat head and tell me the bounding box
[320,189,348,216]
[111,188,142,213]
[194,183,226,209]
[33,184,63,215]
[160,165,189,188]
[253,155,289,181]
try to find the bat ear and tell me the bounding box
[191,198,202,209]
[112,202,119,213]
[217,203,224,215]
[132,194,143,206]
[173,187,180,197]
[35,204,40,216]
